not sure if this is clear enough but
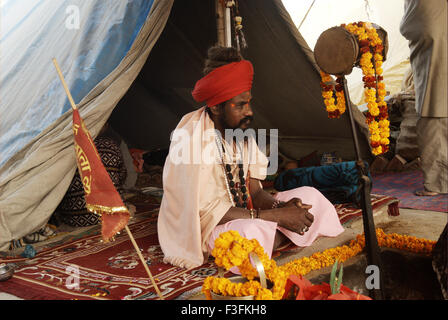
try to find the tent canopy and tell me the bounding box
[109,0,371,160]
[0,0,371,251]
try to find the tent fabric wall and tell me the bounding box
[0,0,174,251]
[110,0,217,151]
[238,0,370,160]
[110,0,371,161]
[0,0,154,168]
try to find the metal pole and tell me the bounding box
[342,76,385,300]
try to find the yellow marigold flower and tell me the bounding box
[378,119,390,127]
[372,146,383,155]
[368,122,379,132]
[380,130,389,138]
[374,53,383,61]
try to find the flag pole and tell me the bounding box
[52,58,165,300]
[52,58,78,111]
[124,225,165,299]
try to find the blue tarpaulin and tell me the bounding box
[0,0,153,167]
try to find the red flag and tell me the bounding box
[72,109,129,242]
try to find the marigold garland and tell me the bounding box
[279,228,435,278]
[319,21,390,156]
[320,72,346,119]
[203,230,286,300]
[203,229,436,300]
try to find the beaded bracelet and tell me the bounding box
[249,208,260,219]
[249,209,255,219]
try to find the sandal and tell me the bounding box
[414,188,440,196]
[23,225,56,244]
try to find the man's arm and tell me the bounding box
[248,178,312,210]
[218,178,275,225]
[217,178,314,235]
[248,177,277,209]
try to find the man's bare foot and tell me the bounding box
[273,232,291,251]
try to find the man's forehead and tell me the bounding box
[230,91,252,103]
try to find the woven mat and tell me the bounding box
[0,193,398,300]
[335,193,400,226]
[0,211,218,300]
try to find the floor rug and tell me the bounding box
[372,170,448,213]
[0,211,219,300]
[0,194,398,300]
[335,193,399,226]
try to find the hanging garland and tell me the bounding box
[320,72,346,119]
[319,21,390,156]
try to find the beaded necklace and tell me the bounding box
[215,132,250,208]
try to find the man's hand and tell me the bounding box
[281,197,312,210]
[276,201,314,235]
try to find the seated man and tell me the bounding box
[157,46,344,269]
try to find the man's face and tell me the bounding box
[219,91,254,130]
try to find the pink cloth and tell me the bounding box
[208,186,345,260]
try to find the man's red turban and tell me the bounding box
[192,60,254,107]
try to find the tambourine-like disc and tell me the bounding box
[314,26,359,76]
[314,24,389,76]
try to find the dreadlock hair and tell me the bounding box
[203,46,244,116]
[203,46,243,75]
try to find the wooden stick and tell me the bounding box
[125,226,165,300]
[298,0,316,30]
[225,6,232,47]
[52,58,165,300]
[52,58,78,111]
[215,0,225,46]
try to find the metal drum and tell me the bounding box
[314,24,388,76]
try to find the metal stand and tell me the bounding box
[342,76,385,300]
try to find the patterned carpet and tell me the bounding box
[335,193,399,226]
[372,170,448,213]
[0,191,399,300]
[0,210,219,300]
